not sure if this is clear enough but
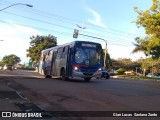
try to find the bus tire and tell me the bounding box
[84,77,91,82]
[45,75,51,78]
[61,69,68,81]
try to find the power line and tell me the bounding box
[0,19,134,47]
[84,30,135,41]
[0,20,72,36]
[2,10,137,44]
[0,18,135,47]
[80,35,133,47]
[2,11,74,30]
[1,12,136,42]
[0,1,138,46]
[1,0,142,38]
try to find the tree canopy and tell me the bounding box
[133,0,160,59]
[137,57,160,74]
[112,58,140,70]
[27,34,57,63]
[1,54,21,65]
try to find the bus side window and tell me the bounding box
[53,51,57,60]
[57,46,68,59]
[48,50,53,60]
[62,46,68,58]
[63,47,65,52]
[61,47,65,58]
[48,51,50,56]
[57,47,63,59]
[43,54,46,61]
[65,46,69,54]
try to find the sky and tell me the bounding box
[0,0,152,63]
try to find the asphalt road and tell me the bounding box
[0,70,160,119]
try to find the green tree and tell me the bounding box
[0,60,4,66]
[132,37,149,55]
[133,0,160,59]
[27,34,57,63]
[139,58,160,74]
[112,58,140,71]
[2,54,21,65]
[116,68,125,74]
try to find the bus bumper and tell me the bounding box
[72,70,102,78]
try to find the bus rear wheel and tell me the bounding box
[84,77,91,82]
[45,75,51,78]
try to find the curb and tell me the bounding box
[110,76,160,82]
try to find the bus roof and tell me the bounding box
[41,40,102,53]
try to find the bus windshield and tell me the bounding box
[75,47,101,65]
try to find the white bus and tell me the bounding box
[38,41,103,81]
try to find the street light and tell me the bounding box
[76,24,86,29]
[0,3,33,11]
[76,24,86,39]
[101,39,107,69]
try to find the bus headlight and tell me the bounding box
[74,66,79,71]
[98,68,102,71]
[73,66,80,72]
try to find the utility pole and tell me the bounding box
[76,24,86,29]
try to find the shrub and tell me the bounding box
[116,68,125,74]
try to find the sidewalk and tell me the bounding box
[0,79,22,111]
[0,79,26,120]
[0,77,55,120]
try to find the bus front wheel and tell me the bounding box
[45,75,51,78]
[84,77,91,82]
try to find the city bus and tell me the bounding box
[38,40,103,81]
